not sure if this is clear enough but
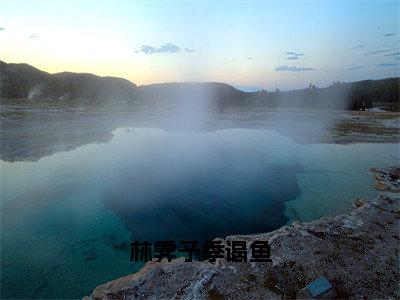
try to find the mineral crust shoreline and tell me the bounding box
[86,166,400,299]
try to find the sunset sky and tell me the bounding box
[0,0,399,90]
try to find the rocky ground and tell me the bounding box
[330,111,400,144]
[85,166,400,300]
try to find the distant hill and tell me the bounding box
[1,61,398,110]
[0,61,137,103]
[0,61,245,108]
[137,82,248,109]
[0,62,50,99]
[246,79,400,111]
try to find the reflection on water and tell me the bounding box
[0,127,398,298]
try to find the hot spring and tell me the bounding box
[1,127,398,298]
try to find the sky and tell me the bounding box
[0,0,399,90]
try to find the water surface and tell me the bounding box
[1,127,398,298]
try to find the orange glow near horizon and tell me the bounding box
[0,0,398,90]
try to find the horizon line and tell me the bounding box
[2,59,399,93]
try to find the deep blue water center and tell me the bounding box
[1,127,398,299]
[105,161,302,243]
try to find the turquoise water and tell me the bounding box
[0,127,398,298]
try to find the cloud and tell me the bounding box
[346,66,363,70]
[383,52,400,57]
[375,63,399,67]
[383,33,395,37]
[137,43,195,54]
[232,57,253,61]
[286,56,299,60]
[351,44,364,50]
[285,51,305,56]
[139,43,180,54]
[364,49,395,55]
[274,65,316,72]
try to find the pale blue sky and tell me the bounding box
[0,0,399,89]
